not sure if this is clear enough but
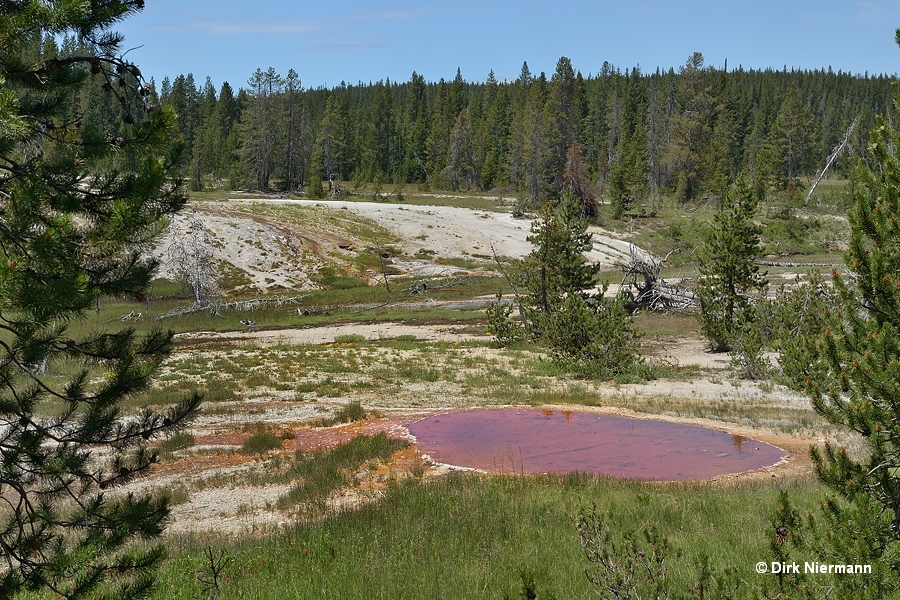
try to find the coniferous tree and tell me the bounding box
[280,68,312,191]
[644,71,674,197]
[239,67,282,189]
[508,82,550,206]
[664,52,714,201]
[312,94,348,189]
[608,126,649,219]
[511,192,640,378]
[696,177,767,351]
[168,73,199,157]
[797,78,900,597]
[401,71,429,184]
[444,108,478,191]
[426,79,451,185]
[520,192,600,318]
[581,66,611,190]
[479,72,511,190]
[213,81,240,183]
[0,1,200,597]
[561,141,597,217]
[546,57,580,193]
[762,86,815,195]
[365,80,395,182]
[188,76,217,190]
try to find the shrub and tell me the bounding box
[334,334,368,343]
[728,307,771,380]
[332,400,367,424]
[314,400,368,427]
[485,292,526,348]
[541,293,642,379]
[757,271,837,389]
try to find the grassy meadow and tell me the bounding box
[153,472,824,599]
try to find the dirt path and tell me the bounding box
[177,320,488,347]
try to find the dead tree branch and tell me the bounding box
[155,295,307,320]
[617,246,697,312]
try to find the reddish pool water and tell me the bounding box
[407,409,784,481]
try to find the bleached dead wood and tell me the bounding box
[616,246,697,312]
[806,116,858,204]
[754,259,842,268]
[167,217,221,306]
[155,295,307,320]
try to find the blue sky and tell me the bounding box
[115,0,900,91]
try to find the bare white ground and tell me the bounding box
[231,198,646,268]
[150,198,651,294]
[176,321,487,346]
[151,209,314,293]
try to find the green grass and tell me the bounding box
[150,334,831,436]
[333,334,367,343]
[241,428,285,455]
[154,471,823,599]
[70,272,505,344]
[312,400,368,427]
[160,432,196,454]
[276,432,407,511]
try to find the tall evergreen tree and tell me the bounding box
[696,177,767,351]
[239,67,282,189]
[444,108,478,190]
[508,82,550,206]
[401,71,429,183]
[521,192,600,317]
[762,86,815,193]
[280,68,312,191]
[187,76,217,190]
[479,71,510,190]
[0,1,200,597]
[664,52,714,201]
[426,79,451,185]
[546,56,580,193]
[608,125,649,219]
[367,80,395,181]
[796,77,900,598]
[213,81,240,182]
[312,94,349,189]
[516,192,640,378]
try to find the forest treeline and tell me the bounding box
[52,26,896,212]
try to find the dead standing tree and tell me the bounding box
[616,246,697,312]
[168,217,222,310]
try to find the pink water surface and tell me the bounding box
[407,408,784,481]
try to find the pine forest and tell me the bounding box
[45,27,895,209]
